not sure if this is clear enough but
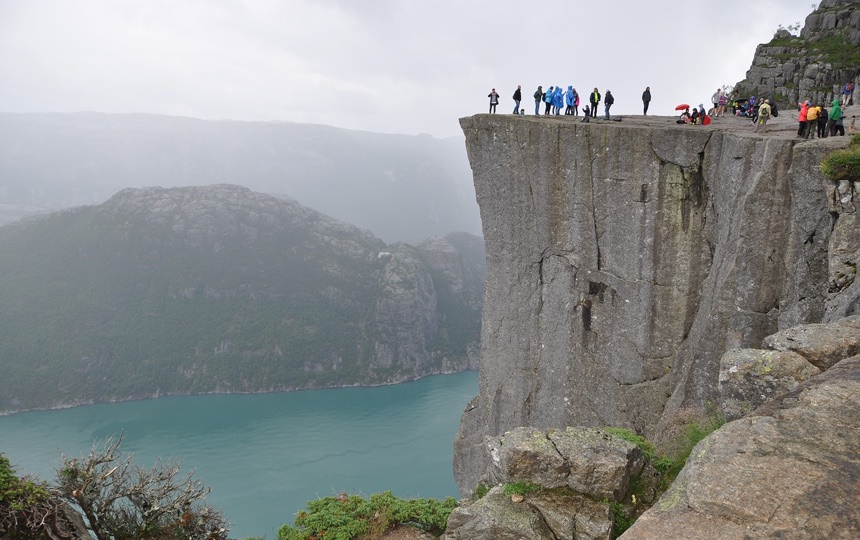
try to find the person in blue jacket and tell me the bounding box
[552,86,564,116]
[565,86,576,115]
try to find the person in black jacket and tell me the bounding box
[604,90,614,119]
[512,85,522,114]
[589,88,600,118]
[488,88,499,113]
[642,87,651,115]
[533,86,543,115]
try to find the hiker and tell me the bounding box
[533,86,543,115]
[604,90,614,119]
[690,108,700,124]
[818,104,829,138]
[828,98,842,136]
[797,100,809,137]
[565,86,576,115]
[642,86,651,115]
[711,89,721,117]
[805,103,821,139]
[512,85,522,114]
[488,89,500,113]
[842,82,854,107]
[677,107,691,124]
[552,86,564,115]
[754,99,771,133]
[698,103,706,123]
[718,91,727,117]
[589,88,600,118]
[573,88,580,116]
[544,86,554,114]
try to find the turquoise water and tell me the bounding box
[0,371,478,539]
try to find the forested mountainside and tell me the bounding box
[0,185,484,413]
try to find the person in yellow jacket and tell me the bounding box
[754,99,772,133]
[805,103,821,139]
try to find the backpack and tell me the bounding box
[771,101,779,117]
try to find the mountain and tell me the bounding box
[0,185,484,413]
[0,112,481,243]
[734,0,859,109]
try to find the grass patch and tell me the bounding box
[502,482,541,496]
[473,483,489,500]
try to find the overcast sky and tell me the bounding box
[0,0,819,138]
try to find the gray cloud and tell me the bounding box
[0,0,818,137]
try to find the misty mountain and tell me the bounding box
[0,185,484,413]
[0,112,481,243]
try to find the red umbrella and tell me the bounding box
[675,103,690,111]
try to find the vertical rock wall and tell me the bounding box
[452,115,853,495]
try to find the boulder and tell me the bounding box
[487,427,645,502]
[763,315,860,369]
[718,348,820,420]
[443,486,612,540]
[621,355,860,539]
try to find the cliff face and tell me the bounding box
[452,114,857,495]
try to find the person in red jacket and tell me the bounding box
[797,100,809,138]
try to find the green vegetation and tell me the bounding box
[611,501,635,536]
[502,481,541,496]
[0,454,62,538]
[767,30,860,69]
[473,483,490,500]
[277,491,456,540]
[821,135,860,181]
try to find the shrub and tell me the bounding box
[278,491,456,540]
[820,148,860,181]
[0,453,73,538]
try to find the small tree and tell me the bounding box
[55,434,229,540]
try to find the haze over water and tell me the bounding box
[0,371,478,539]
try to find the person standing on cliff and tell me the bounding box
[488,89,500,114]
[512,85,522,115]
[642,87,651,115]
[754,99,771,133]
[544,86,554,115]
[829,98,844,136]
[842,82,854,107]
[711,88,721,117]
[533,86,544,115]
[797,100,809,137]
[818,103,829,138]
[805,103,821,139]
[589,88,600,118]
[604,90,614,119]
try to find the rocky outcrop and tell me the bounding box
[0,185,484,413]
[452,113,858,496]
[444,427,653,540]
[624,329,860,539]
[735,0,860,108]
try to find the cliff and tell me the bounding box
[452,113,858,495]
[0,185,484,413]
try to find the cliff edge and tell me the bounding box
[452,112,858,495]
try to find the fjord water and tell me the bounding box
[0,371,478,539]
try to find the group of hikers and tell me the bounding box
[488,86,616,119]
[487,81,856,136]
[794,99,852,138]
